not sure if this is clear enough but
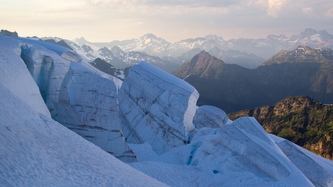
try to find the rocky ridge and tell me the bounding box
[228,96,333,160]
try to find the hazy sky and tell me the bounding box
[1,0,332,42]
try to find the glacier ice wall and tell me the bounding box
[0,36,51,117]
[193,105,228,129]
[271,134,333,187]
[186,117,312,185]
[119,61,199,154]
[0,82,165,186]
[55,61,136,162]
[18,37,136,162]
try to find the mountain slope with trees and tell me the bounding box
[228,96,333,160]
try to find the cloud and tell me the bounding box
[327,8,333,17]
[267,0,286,17]
[302,7,313,14]
[1,0,332,42]
[88,0,242,8]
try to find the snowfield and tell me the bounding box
[1,34,333,186]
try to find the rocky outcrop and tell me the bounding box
[228,96,333,160]
[0,29,18,37]
[119,61,199,154]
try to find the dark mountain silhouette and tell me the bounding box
[174,47,333,113]
[0,29,18,37]
[43,39,73,50]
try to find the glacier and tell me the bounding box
[0,35,50,117]
[12,35,135,162]
[193,105,228,128]
[0,83,165,186]
[129,118,317,186]
[119,61,198,154]
[1,33,333,186]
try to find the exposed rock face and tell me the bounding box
[90,58,125,80]
[193,105,228,129]
[119,61,199,154]
[19,39,136,162]
[173,50,226,79]
[43,39,73,50]
[262,46,331,66]
[0,29,18,37]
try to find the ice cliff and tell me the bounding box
[0,36,50,117]
[0,82,165,186]
[193,105,228,128]
[18,36,135,162]
[119,61,199,154]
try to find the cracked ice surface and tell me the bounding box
[0,83,165,186]
[17,37,135,162]
[130,117,315,186]
[193,105,228,129]
[0,35,50,117]
[119,61,199,154]
[56,62,136,162]
[271,134,333,187]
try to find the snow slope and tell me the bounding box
[271,134,333,186]
[129,117,317,186]
[0,83,166,186]
[0,35,50,117]
[2,34,132,162]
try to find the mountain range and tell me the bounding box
[2,32,333,186]
[228,96,333,160]
[71,28,333,60]
[174,46,333,113]
[38,28,333,71]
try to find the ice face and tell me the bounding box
[0,83,165,186]
[0,35,50,117]
[119,61,199,154]
[16,36,135,162]
[271,134,333,187]
[55,61,136,162]
[193,105,228,129]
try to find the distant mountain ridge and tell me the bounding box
[72,28,333,60]
[263,46,332,66]
[228,96,333,160]
[42,37,179,73]
[174,47,333,113]
[38,28,333,71]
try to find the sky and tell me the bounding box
[1,0,333,42]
